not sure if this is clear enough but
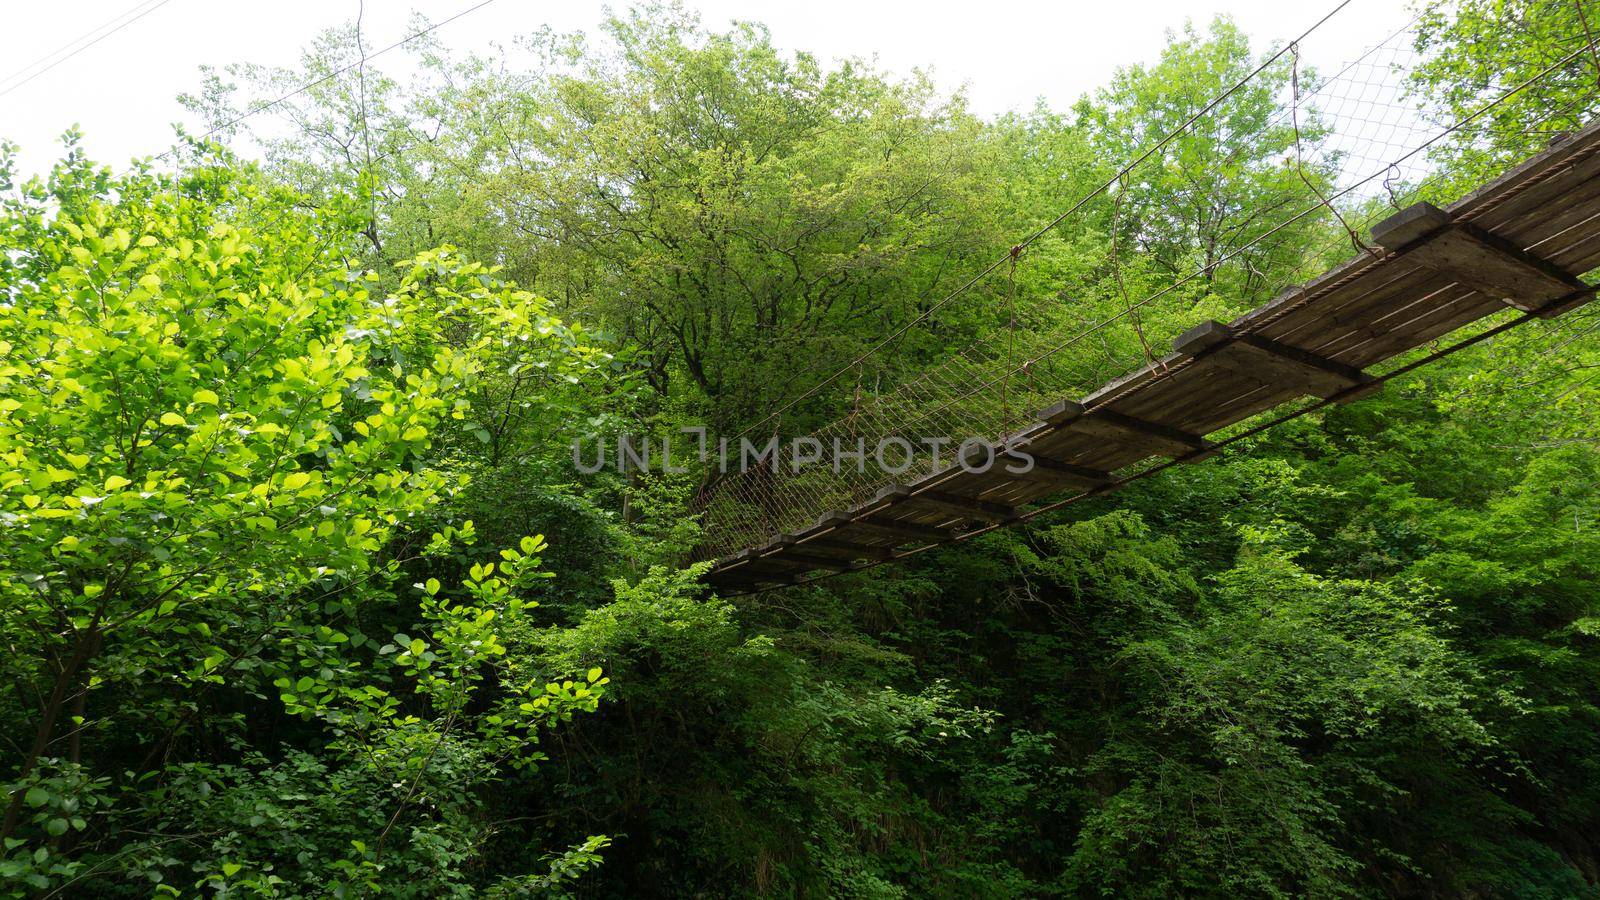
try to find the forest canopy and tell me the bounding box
[3,1,1600,896]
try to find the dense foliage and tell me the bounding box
[4,0,1600,896]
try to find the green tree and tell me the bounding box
[1077,19,1326,300]
[1413,0,1600,185]
[0,141,610,894]
[185,5,1008,435]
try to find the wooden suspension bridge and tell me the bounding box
[705,120,1600,593]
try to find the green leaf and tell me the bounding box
[23,787,48,808]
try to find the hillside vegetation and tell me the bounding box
[3,1,1599,895]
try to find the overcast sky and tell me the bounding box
[1,0,1415,179]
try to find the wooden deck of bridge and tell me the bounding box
[708,121,1600,591]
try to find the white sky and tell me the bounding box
[0,0,1415,179]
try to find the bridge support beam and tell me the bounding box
[1371,201,1588,319]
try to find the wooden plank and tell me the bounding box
[1342,291,1503,368]
[798,537,896,561]
[1002,452,1111,489]
[1166,380,1308,435]
[776,523,899,560]
[1549,225,1600,271]
[1020,421,1150,472]
[1557,238,1600,276]
[1530,208,1600,267]
[1472,146,1600,236]
[1231,252,1388,337]
[766,548,852,571]
[1454,118,1600,220]
[1035,399,1213,459]
[771,533,852,558]
[908,489,1016,522]
[712,549,748,570]
[1305,281,1472,361]
[746,549,801,571]
[810,512,888,544]
[1095,360,1217,424]
[1267,264,1443,345]
[847,516,955,545]
[1369,201,1453,248]
[710,569,789,589]
[944,438,1059,497]
[871,484,915,506]
[1371,201,1586,317]
[1296,271,1460,354]
[1490,158,1600,248]
[1173,320,1377,401]
[1071,410,1213,459]
[720,550,803,576]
